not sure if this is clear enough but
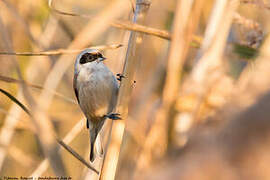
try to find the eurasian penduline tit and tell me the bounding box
[73,49,120,162]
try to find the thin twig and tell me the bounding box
[0,44,122,56]
[56,139,99,174]
[31,119,85,176]
[112,20,170,40]
[50,2,171,40]
[0,88,30,115]
[1,105,98,174]
[0,75,76,104]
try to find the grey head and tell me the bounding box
[74,49,106,74]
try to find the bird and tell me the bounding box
[73,49,120,162]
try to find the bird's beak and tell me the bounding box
[99,57,107,61]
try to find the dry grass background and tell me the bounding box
[0,0,269,179]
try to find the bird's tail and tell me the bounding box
[90,128,103,162]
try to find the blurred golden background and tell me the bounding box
[0,0,269,179]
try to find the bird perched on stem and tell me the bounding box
[73,49,120,162]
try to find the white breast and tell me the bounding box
[76,62,118,121]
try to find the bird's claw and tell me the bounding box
[116,73,125,81]
[105,113,121,120]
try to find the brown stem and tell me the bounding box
[100,0,151,179]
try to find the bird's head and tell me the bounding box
[74,49,106,73]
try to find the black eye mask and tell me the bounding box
[79,53,103,64]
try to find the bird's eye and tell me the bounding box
[88,54,94,61]
[90,53,99,62]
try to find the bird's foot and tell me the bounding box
[116,73,125,81]
[105,113,121,120]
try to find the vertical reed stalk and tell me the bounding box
[100,0,151,179]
